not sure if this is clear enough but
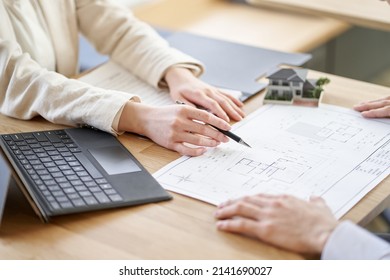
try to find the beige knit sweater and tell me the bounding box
[0,0,202,134]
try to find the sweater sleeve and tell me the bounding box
[0,39,138,135]
[321,220,390,260]
[75,0,204,88]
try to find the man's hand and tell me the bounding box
[354,96,390,118]
[215,194,339,254]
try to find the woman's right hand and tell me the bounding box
[118,101,230,156]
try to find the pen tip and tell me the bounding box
[240,141,251,148]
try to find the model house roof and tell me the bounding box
[267,69,308,83]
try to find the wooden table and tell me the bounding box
[248,0,390,31]
[1,70,389,259]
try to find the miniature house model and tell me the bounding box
[264,68,317,104]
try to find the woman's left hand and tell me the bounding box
[165,66,245,122]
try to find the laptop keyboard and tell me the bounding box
[1,130,123,212]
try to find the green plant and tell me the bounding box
[309,77,330,99]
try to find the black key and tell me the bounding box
[59,202,73,209]
[89,187,101,193]
[27,169,36,175]
[56,196,70,203]
[80,176,92,182]
[23,164,32,170]
[104,189,117,195]
[59,165,71,171]
[42,190,51,196]
[43,162,56,168]
[2,135,12,141]
[63,170,75,176]
[44,180,56,186]
[84,196,98,205]
[47,167,60,173]
[52,190,65,197]
[22,133,35,140]
[26,139,38,144]
[79,190,92,197]
[55,130,66,135]
[51,172,63,178]
[33,164,45,170]
[68,193,80,200]
[40,141,52,147]
[36,152,49,158]
[66,175,78,181]
[48,150,59,156]
[93,192,110,203]
[72,199,86,207]
[40,175,52,181]
[51,155,63,161]
[48,186,61,192]
[40,157,52,163]
[96,178,107,184]
[33,132,48,142]
[55,177,68,183]
[64,156,76,162]
[69,161,80,167]
[53,143,65,148]
[11,134,23,142]
[75,186,87,192]
[22,151,34,156]
[85,181,97,187]
[109,194,123,202]
[45,131,61,143]
[70,180,83,186]
[29,144,41,149]
[50,202,61,210]
[59,182,72,189]
[72,166,84,172]
[99,183,112,190]
[63,188,76,194]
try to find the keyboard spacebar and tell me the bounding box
[74,153,103,179]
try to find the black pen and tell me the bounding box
[175,100,251,148]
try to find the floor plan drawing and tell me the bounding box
[154,104,390,218]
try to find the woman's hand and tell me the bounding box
[164,66,245,122]
[354,96,390,118]
[118,101,231,156]
[215,194,338,254]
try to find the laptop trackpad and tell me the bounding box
[89,146,141,175]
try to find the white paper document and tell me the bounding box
[78,61,173,106]
[154,104,390,218]
[78,61,242,105]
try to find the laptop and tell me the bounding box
[0,128,172,222]
[0,151,11,225]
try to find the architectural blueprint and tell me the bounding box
[154,104,390,218]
